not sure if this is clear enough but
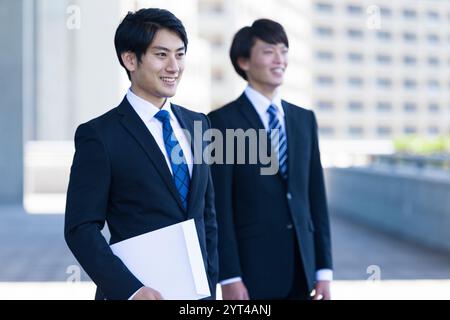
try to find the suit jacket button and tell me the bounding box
[286,192,292,200]
[286,224,293,229]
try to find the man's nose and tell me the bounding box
[166,55,180,73]
[274,50,285,64]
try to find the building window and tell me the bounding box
[319,126,334,136]
[316,26,334,37]
[404,79,417,89]
[428,56,439,66]
[377,78,392,88]
[428,127,440,135]
[315,2,333,12]
[347,4,363,15]
[317,101,334,111]
[428,103,440,113]
[428,80,440,90]
[347,29,364,39]
[348,101,363,112]
[377,31,392,40]
[348,77,364,87]
[404,126,417,134]
[211,35,223,48]
[376,54,392,64]
[212,69,224,81]
[403,55,417,65]
[403,32,417,42]
[316,51,334,61]
[427,11,439,21]
[403,9,417,19]
[213,3,224,13]
[427,34,440,44]
[377,102,392,112]
[316,75,334,86]
[348,126,364,136]
[348,52,364,62]
[377,126,392,136]
[380,7,392,17]
[404,102,417,112]
[199,1,224,13]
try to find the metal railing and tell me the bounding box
[371,154,450,170]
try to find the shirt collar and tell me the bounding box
[126,88,174,122]
[244,85,284,116]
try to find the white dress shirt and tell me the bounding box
[220,86,333,286]
[126,88,193,177]
[126,88,194,299]
[244,85,286,132]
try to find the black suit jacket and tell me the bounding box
[64,97,218,300]
[208,93,332,299]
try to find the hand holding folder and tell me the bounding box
[110,219,211,300]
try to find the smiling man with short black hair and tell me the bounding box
[64,8,218,300]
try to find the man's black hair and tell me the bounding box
[114,8,188,80]
[229,18,288,80]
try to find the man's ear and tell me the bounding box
[121,51,138,73]
[237,57,250,72]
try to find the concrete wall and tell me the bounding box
[0,0,24,204]
[325,166,450,253]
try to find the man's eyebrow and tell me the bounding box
[262,44,287,48]
[150,46,186,52]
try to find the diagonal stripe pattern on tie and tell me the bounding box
[267,104,288,179]
[154,110,190,210]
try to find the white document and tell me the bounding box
[110,219,211,300]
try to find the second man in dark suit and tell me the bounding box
[209,19,333,300]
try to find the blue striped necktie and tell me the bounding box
[267,104,288,179]
[154,110,190,211]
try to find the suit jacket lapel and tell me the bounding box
[237,93,266,131]
[171,104,201,217]
[283,101,309,189]
[282,101,295,187]
[240,93,292,181]
[116,98,185,212]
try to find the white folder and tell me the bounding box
[110,219,211,300]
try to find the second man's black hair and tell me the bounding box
[229,18,289,81]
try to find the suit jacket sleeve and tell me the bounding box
[208,112,243,281]
[64,123,143,300]
[308,112,333,270]
[202,114,219,294]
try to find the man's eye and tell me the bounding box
[177,53,185,58]
[156,52,166,57]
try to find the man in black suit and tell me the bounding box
[209,19,332,300]
[64,8,218,300]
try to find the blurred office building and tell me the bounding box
[199,0,450,139]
